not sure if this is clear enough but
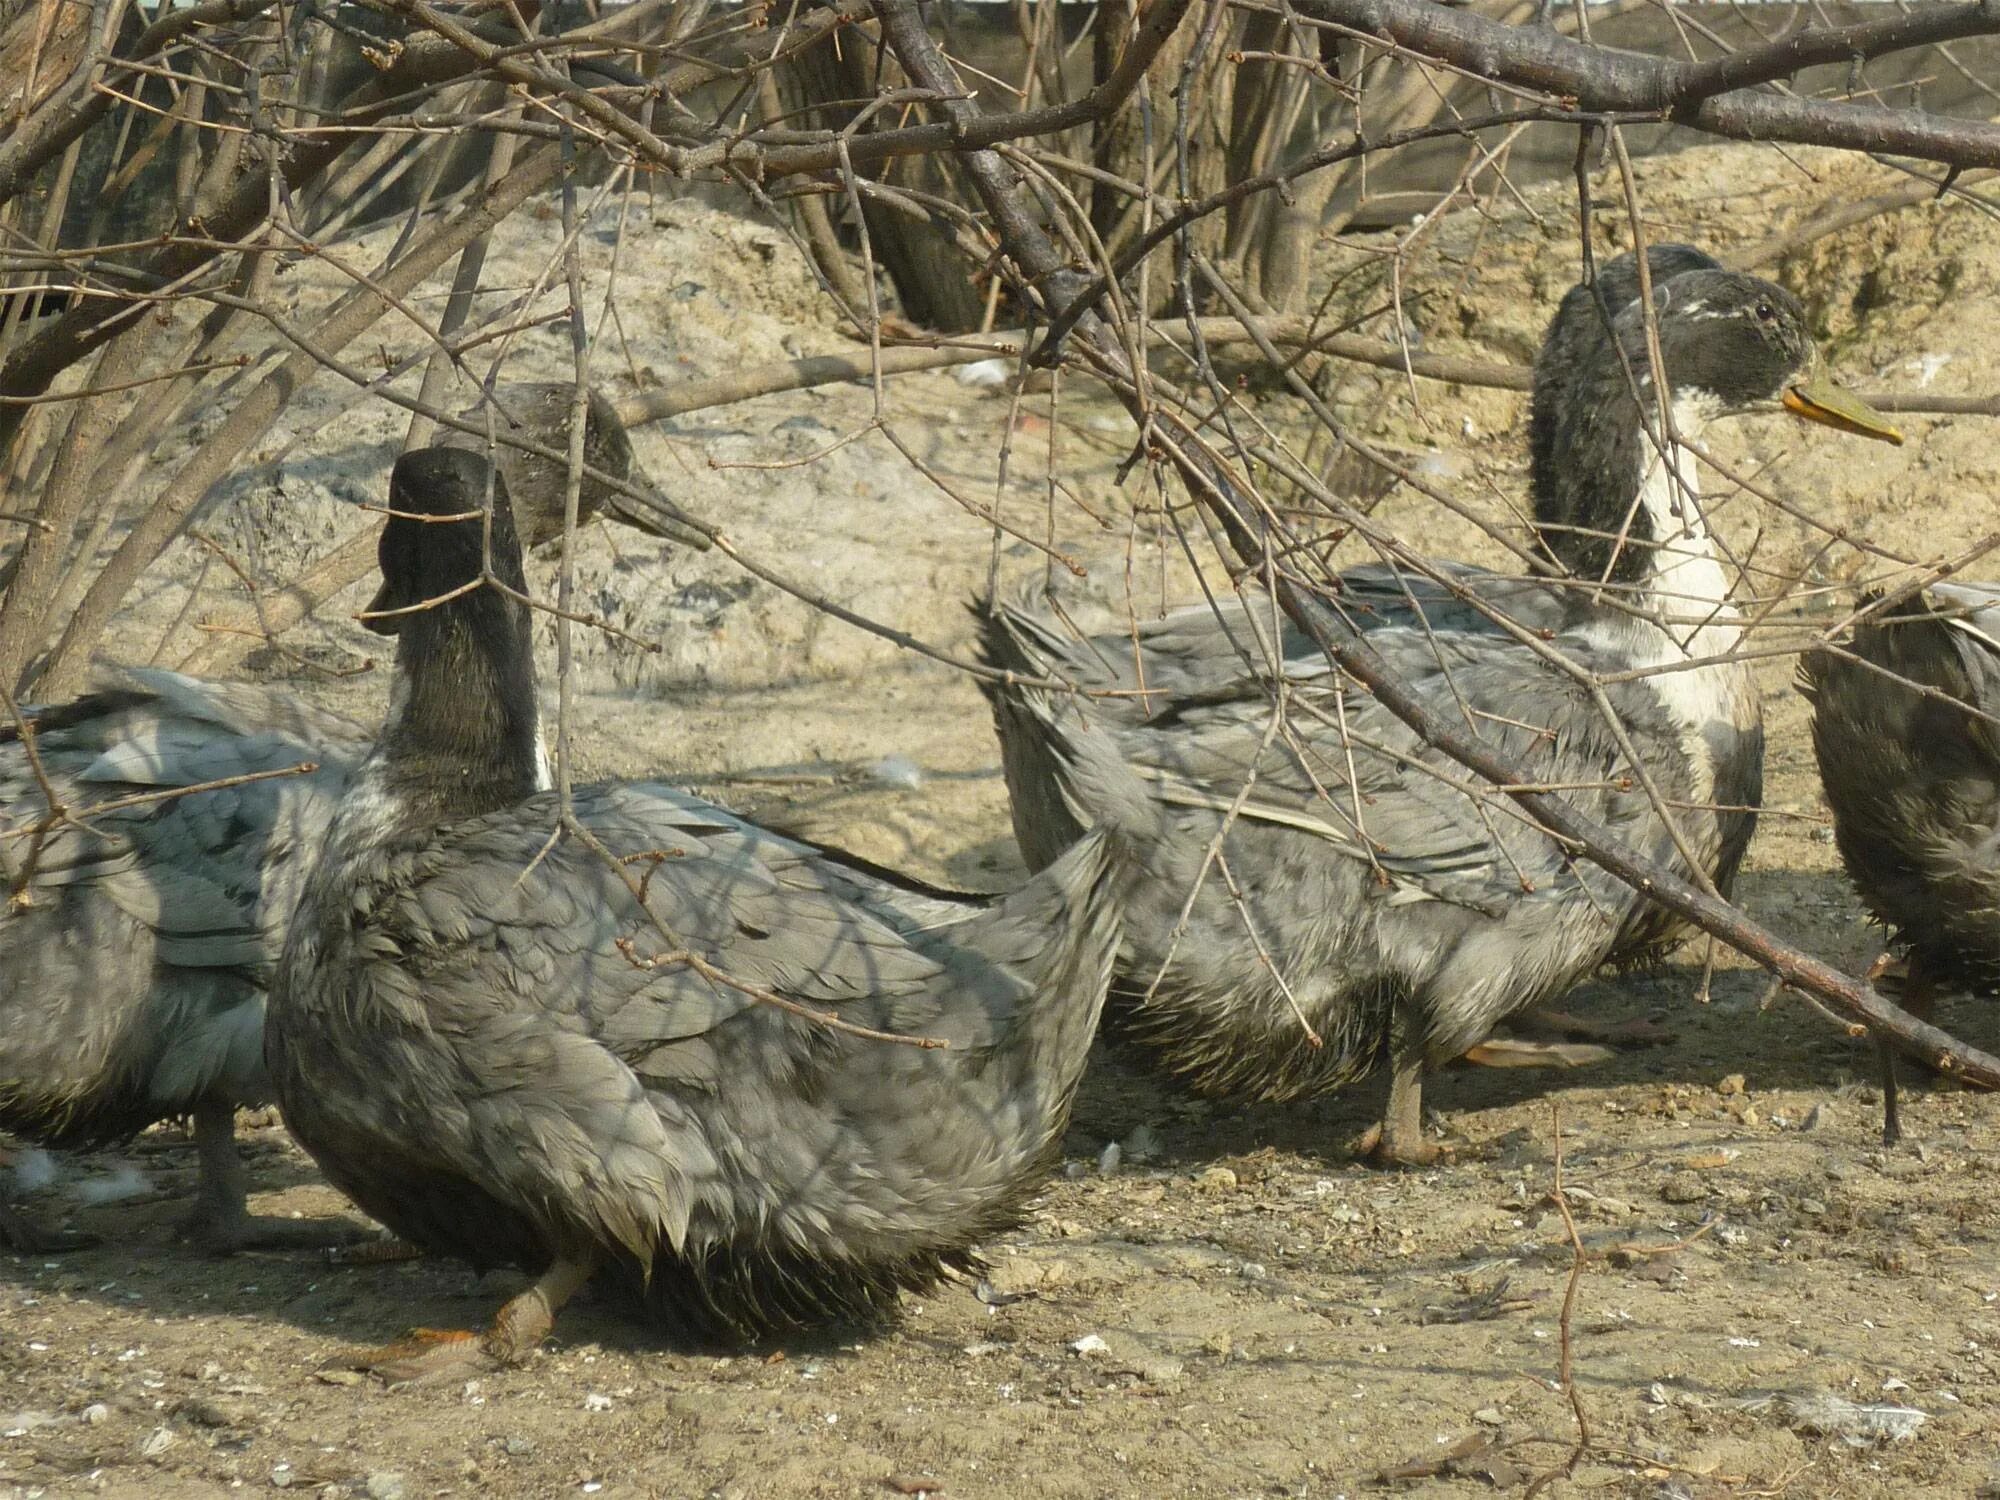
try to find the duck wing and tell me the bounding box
[1093,623,1665,916]
[347,779,1112,1269]
[980,566,1569,720]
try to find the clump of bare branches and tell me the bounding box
[4,0,2000,1085]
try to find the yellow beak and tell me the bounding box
[1782,369,1904,446]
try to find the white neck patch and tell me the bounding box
[1576,389,1752,805]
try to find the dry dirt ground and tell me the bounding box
[7,140,2000,1498]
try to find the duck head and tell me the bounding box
[362,446,545,821]
[1532,265,1902,586]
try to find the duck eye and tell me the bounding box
[1755,302,1776,323]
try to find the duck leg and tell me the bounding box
[332,1252,598,1386]
[1354,1037,1448,1168]
[1871,953,1935,1148]
[1502,1007,1678,1048]
[178,1101,375,1254]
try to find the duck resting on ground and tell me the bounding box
[266,446,1139,1379]
[0,385,688,1255]
[1800,582,2000,1144]
[980,260,1903,1165]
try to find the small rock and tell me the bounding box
[1717,1073,1746,1096]
[1097,1142,1122,1176]
[1800,1198,1828,1216]
[1473,1407,1505,1426]
[954,357,1011,390]
[364,1473,408,1500]
[1194,1166,1238,1194]
[81,1403,110,1426]
[868,755,924,791]
[503,1437,536,1457]
[583,1392,613,1413]
[1071,1334,1110,1357]
[138,1425,176,1458]
[270,1464,294,1489]
[1660,1171,1708,1204]
[1802,1103,1831,1132]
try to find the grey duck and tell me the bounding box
[266,446,1136,1377]
[979,260,1902,1164]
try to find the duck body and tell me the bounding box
[1800,583,2000,1136]
[989,618,1699,1108]
[276,777,1120,1340]
[981,259,1897,1161]
[989,245,1753,969]
[268,448,1130,1361]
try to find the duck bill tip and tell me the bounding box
[1782,383,1904,446]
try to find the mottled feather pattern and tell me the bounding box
[273,769,1123,1342]
[1803,584,2000,993]
[0,672,368,1144]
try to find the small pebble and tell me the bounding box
[365,1473,408,1500]
[138,1425,175,1458]
[81,1403,109,1425]
[1097,1142,1122,1176]
[583,1392,613,1413]
[1802,1103,1830,1132]
[1717,1073,1746,1096]
[1071,1334,1110,1357]
[1473,1407,1505,1426]
[1660,1171,1708,1204]
[503,1437,536,1457]
[868,755,924,791]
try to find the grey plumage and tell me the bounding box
[267,448,1131,1358]
[1800,582,2000,1141]
[0,676,368,1248]
[0,385,690,1250]
[979,260,1896,1162]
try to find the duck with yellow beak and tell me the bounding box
[980,253,1903,1166]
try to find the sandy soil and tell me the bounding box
[7,140,2000,1498]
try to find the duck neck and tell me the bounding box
[337,595,551,856]
[1537,391,1741,660]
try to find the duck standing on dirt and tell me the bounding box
[266,446,1136,1379]
[979,261,1903,1165]
[0,384,688,1254]
[1800,583,2000,1143]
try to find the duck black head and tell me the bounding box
[1529,244,1722,500]
[363,446,545,822]
[1533,264,1902,586]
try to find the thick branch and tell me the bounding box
[1287,0,2000,170]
